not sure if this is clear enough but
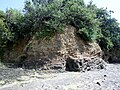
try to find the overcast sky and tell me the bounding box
[84,0,120,23]
[0,0,120,23]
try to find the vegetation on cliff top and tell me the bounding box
[0,0,120,60]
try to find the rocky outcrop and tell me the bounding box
[4,26,105,71]
[65,56,104,72]
[103,47,120,63]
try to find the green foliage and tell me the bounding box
[0,19,13,45]
[0,0,120,60]
[24,0,101,41]
[0,10,13,59]
[5,9,25,41]
[95,8,120,50]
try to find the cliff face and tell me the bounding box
[4,26,105,71]
[103,48,120,63]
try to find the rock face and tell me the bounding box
[103,48,120,63]
[65,56,104,72]
[4,26,105,71]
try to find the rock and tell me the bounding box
[17,76,30,81]
[65,56,105,72]
[22,58,50,69]
[0,81,6,86]
[49,64,64,70]
[104,75,107,77]
[4,26,105,72]
[96,82,101,86]
[103,47,120,63]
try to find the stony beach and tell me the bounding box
[0,64,120,90]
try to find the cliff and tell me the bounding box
[103,48,120,63]
[4,26,105,71]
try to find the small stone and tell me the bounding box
[0,81,6,85]
[17,76,30,81]
[96,82,101,86]
[104,75,107,77]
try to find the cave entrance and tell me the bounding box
[65,58,82,72]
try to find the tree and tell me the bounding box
[96,8,120,50]
[87,2,120,50]
[0,0,120,60]
[5,9,25,41]
[24,0,101,41]
[0,10,13,59]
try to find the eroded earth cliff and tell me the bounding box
[4,26,105,71]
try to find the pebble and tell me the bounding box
[17,76,30,81]
[0,80,6,85]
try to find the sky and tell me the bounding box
[0,0,25,11]
[0,0,120,23]
[84,0,120,23]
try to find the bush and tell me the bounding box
[24,0,101,41]
[0,0,120,60]
[0,12,13,59]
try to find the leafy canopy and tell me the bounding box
[0,0,120,60]
[24,0,101,41]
